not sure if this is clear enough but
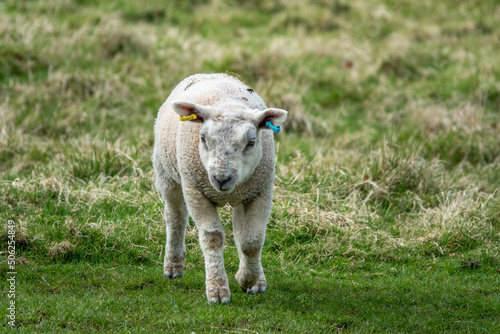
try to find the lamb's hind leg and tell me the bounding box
[157,175,188,279]
[233,190,271,294]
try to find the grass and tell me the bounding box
[1,0,499,332]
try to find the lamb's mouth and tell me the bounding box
[212,183,235,194]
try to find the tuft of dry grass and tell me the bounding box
[1,220,34,246]
[48,240,77,259]
[273,137,499,263]
[410,101,485,135]
[96,17,152,58]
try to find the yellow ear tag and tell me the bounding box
[179,114,197,121]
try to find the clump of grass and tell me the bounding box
[1,220,34,248]
[0,47,50,81]
[48,71,109,100]
[363,141,441,193]
[272,137,499,263]
[403,188,498,256]
[48,240,77,259]
[64,217,83,239]
[64,137,144,183]
[415,102,484,135]
[405,100,500,165]
[269,3,340,32]
[96,17,151,58]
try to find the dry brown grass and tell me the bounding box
[48,240,77,259]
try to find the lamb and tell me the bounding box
[152,73,287,304]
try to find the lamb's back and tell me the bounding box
[166,73,267,110]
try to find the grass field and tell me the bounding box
[1,0,500,332]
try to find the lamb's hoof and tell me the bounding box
[236,270,266,294]
[163,264,184,279]
[241,283,266,295]
[164,270,183,279]
[164,256,185,279]
[208,294,230,305]
[206,279,231,304]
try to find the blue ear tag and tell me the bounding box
[266,121,281,133]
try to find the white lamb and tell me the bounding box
[153,73,287,304]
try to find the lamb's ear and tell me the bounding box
[171,101,211,122]
[254,108,288,130]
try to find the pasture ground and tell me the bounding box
[1,0,499,332]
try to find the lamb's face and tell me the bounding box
[172,101,288,193]
[199,118,262,193]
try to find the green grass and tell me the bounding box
[1,0,499,332]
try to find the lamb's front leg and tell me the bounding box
[233,189,272,294]
[198,223,230,303]
[184,186,230,304]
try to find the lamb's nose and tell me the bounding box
[214,176,232,189]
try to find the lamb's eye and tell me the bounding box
[200,134,206,144]
[246,139,256,149]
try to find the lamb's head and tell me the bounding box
[172,101,287,193]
